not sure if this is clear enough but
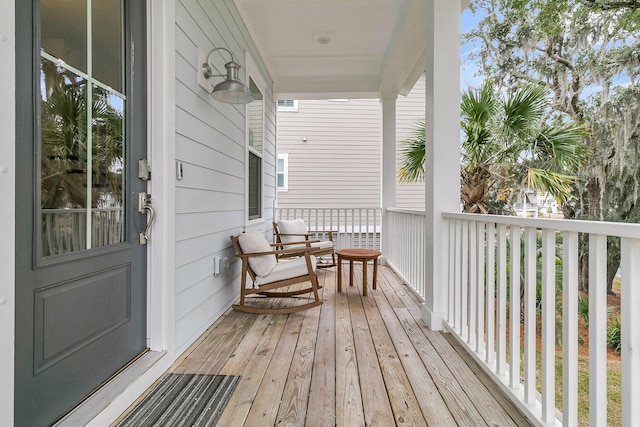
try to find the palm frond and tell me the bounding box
[527,168,576,203]
[398,119,426,182]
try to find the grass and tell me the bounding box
[535,351,621,426]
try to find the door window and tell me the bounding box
[40,0,125,256]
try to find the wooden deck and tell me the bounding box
[152,265,531,426]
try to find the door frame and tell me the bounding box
[78,0,178,424]
[0,0,16,423]
[1,0,177,425]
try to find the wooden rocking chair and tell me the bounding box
[273,219,337,268]
[229,231,322,314]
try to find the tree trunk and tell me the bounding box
[461,166,491,213]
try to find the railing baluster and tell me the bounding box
[509,225,521,389]
[461,221,469,340]
[454,220,462,332]
[541,229,556,424]
[486,222,496,366]
[497,224,507,376]
[589,233,607,427]
[476,221,485,354]
[448,218,456,324]
[469,221,477,346]
[621,237,640,427]
[562,231,579,427]
[524,227,537,405]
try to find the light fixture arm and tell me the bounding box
[202,47,234,79]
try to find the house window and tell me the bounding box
[247,76,264,221]
[277,154,288,191]
[277,99,298,112]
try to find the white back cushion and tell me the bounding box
[237,231,277,277]
[277,219,308,244]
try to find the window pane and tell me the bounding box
[40,59,89,255]
[277,158,284,173]
[41,0,87,73]
[277,174,284,188]
[92,85,125,247]
[248,78,263,152]
[248,152,262,219]
[93,0,124,92]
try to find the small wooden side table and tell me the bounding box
[336,248,382,296]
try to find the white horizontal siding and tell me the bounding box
[174,0,275,355]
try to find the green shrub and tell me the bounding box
[578,295,589,326]
[607,317,621,352]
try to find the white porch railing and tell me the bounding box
[274,207,381,250]
[41,208,124,256]
[443,212,640,427]
[385,208,426,299]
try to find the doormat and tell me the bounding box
[115,374,240,427]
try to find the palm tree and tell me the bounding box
[398,81,589,213]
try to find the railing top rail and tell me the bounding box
[443,211,640,239]
[387,207,426,216]
[275,207,382,210]
[42,208,123,213]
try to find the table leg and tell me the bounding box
[363,259,368,296]
[373,257,378,290]
[337,256,342,292]
[349,260,354,286]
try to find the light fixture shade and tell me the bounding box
[212,61,254,104]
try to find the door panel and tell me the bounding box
[15,1,147,425]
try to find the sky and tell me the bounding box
[460,7,485,90]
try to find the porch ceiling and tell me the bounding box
[234,0,467,100]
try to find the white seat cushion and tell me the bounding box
[257,256,317,285]
[237,231,277,277]
[277,219,309,244]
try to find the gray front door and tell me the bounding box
[15,1,148,425]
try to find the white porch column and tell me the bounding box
[380,96,397,263]
[423,0,461,330]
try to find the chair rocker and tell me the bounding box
[230,231,322,314]
[273,219,337,268]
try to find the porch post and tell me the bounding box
[423,0,461,330]
[380,96,397,263]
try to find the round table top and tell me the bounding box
[336,248,381,259]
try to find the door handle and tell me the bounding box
[138,192,156,245]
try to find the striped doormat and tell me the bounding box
[115,374,240,427]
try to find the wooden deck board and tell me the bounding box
[334,274,366,426]
[346,283,395,426]
[120,265,533,427]
[360,285,427,426]
[305,270,337,427]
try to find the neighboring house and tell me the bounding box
[276,76,427,211]
[2,1,466,425]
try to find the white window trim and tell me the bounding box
[277,100,298,112]
[277,153,289,192]
[245,53,266,225]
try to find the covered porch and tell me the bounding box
[116,264,531,426]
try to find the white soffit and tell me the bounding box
[234,0,427,99]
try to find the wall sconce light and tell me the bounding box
[200,47,253,104]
